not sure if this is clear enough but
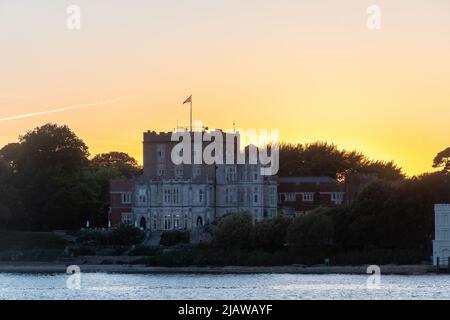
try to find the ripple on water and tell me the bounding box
[0,273,449,300]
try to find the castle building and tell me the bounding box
[433,204,450,266]
[109,130,278,231]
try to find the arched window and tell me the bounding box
[164,215,172,230]
[139,217,147,230]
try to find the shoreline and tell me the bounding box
[0,263,439,275]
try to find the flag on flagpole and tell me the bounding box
[183,95,192,104]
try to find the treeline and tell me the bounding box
[278,142,405,180]
[150,172,450,266]
[0,123,141,231]
[0,122,449,237]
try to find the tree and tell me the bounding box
[212,212,253,249]
[18,123,89,173]
[252,216,291,251]
[0,158,24,229]
[278,142,348,178]
[4,123,94,230]
[351,160,404,181]
[0,143,22,172]
[286,208,335,252]
[0,203,12,229]
[91,152,141,178]
[278,142,404,181]
[346,180,395,249]
[433,147,450,173]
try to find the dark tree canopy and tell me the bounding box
[0,123,145,230]
[0,124,93,230]
[433,147,450,173]
[278,142,404,181]
[91,151,141,178]
[4,123,90,174]
[0,143,22,172]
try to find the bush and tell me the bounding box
[212,212,253,249]
[286,208,335,252]
[159,230,190,246]
[129,244,160,256]
[110,225,144,245]
[145,247,296,267]
[252,216,291,251]
[71,245,96,257]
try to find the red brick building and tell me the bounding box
[278,176,345,216]
[109,179,134,227]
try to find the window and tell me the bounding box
[164,215,172,230]
[164,188,179,204]
[198,188,204,203]
[138,188,147,205]
[122,213,132,225]
[332,193,343,204]
[174,215,180,229]
[175,166,183,178]
[226,167,237,182]
[332,193,341,200]
[153,215,157,230]
[253,187,259,204]
[157,144,165,162]
[164,188,172,204]
[303,193,314,201]
[193,166,201,177]
[271,209,276,217]
[122,193,132,204]
[253,172,259,181]
[269,188,276,206]
[157,167,165,177]
[173,188,179,204]
[226,188,236,204]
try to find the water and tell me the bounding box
[0,273,449,300]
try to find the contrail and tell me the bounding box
[0,96,133,123]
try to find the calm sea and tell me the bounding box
[0,273,449,300]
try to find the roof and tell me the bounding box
[110,179,134,192]
[278,176,338,184]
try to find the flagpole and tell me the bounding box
[190,98,192,133]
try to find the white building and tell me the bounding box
[433,204,450,266]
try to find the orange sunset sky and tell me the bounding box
[1,0,449,176]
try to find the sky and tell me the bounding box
[0,0,449,176]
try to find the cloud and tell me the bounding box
[0,96,133,123]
